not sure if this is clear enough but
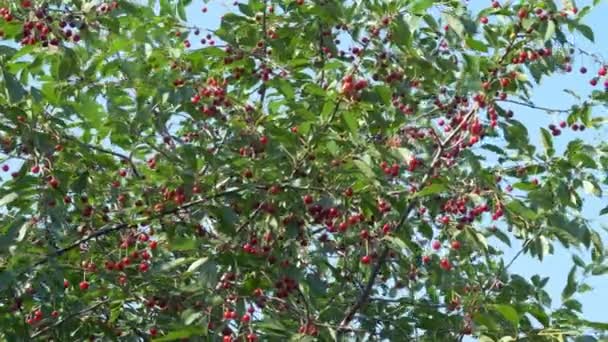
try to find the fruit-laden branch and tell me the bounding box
[30,187,245,268]
[338,106,478,330]
[338,29,521,330]
[30,299,110,339]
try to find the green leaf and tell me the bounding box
[2,69,26,103]
[152,326,207,341]
[186,257,209,273]
[0,192,18,206]
[576,24,595,42]
[444,14,465,38]
[591,265,608,275]
[391,17,411,49]
[353,159,377,180]
[0,218,27,252]
[582,180,601,196]
[465,37,488,52]
[413,181,448,198]
[290,334,316,342]
[169,237,197,251]
[544,20,556,42]
[492,304,520,327]
[506,200,537,220]
[341,111,359,135]
[562,266,577,300]
[383,236,409,252]
[410,0,434,13]
[540,128,554,157]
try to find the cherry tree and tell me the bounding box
[1,0,608,341]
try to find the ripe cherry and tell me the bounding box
[432,240,441,251]
[439,258,452,271]
[149,240,158,249]
[361,255,372,264]
[451,240,461,250]
[241,313,251,323]
[480,17,488,24]
[48,177,60,189]
[139,262,149,272]
[303,194,313,205]
[517,8,527,19]
[149,327,158,336]
[51,310,59,318]
[421,255,431,264]
[79,281,90,291]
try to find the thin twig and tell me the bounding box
[62,135,142,178]
[497,99,572,113]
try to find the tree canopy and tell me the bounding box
[1,0,608,341]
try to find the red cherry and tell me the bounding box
[223,336,232,342]
[439,258,452,271]
[138,262,149,272]
[48,177,60,189]
[149,327,158,336]
[431,240,441,251]
[63,280,69,288]
[51,310,59,318]
[451,240,461,250]
[241,313,251,323]
[480,17,488,24]
[421,255,431,264]
[79,281,90,290]
[517,9,527,19]
[361,255,372,264]
[31,165,40,173]
[354,79,368,90]
[303,194,313,205]
[149,240,158,249]
[259,135,268,145]
[599,66,607,76]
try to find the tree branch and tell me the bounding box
[338,106,478,330]
[31,299,109,339]
[31,187,246,268]
[337,30,522,331]
[497,99,571,113]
